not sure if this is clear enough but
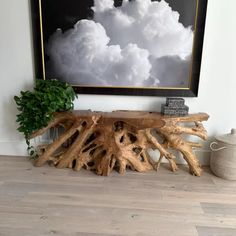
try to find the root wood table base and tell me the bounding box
[31,110,209,176]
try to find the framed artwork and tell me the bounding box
[30,0,208,97]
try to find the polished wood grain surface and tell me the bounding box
[0,155,236,236]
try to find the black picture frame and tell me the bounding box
[30,0,208,97]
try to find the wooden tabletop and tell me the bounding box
[72,110,209,130]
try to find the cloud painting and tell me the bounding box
[45,0,196,88]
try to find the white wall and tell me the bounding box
[0,0,236,163]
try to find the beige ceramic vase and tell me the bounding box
[210,129,236,180]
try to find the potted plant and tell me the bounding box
[14,79,77,158]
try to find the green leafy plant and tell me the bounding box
[14,79,77,158]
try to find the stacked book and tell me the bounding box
[161,98,189,116]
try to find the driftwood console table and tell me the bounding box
[31,110,209,176]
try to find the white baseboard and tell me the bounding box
[0,141,27,156]
[0,138,52,156]
[194,150,211,166]
[148,149,211,166]
[0,141,211,166]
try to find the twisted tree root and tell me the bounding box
[32,111,209,176]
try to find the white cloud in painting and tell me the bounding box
[93,0,193,59]
[150,55,191,87]
[47,0,194,87]
[47,20,151,86]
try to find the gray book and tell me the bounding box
[166,98,185,107]
[161,104,189,116]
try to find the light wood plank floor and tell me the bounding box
[0,155,236,236]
